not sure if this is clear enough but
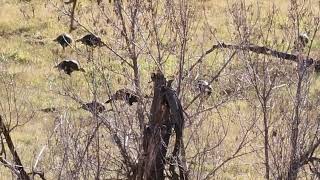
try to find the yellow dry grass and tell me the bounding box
[0,0,320,179]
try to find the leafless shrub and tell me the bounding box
[2,0,320,179]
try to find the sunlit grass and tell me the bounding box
[1,0,320,179]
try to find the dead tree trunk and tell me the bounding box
[140,72,187,180]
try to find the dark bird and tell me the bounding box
[53,33,73,50]
[54,59,85,75]
[196,80,212,96]
[293,32,309,53]
[105,89,139,106]
[76,33,103,47]
[40,107,58,113]
[298,32,309,47]
[81,101,106,114]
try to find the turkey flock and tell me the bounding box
[53,32,141,114]
[51,31,311,114]
[51,32,213,114]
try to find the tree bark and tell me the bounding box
[142,72,169,180]
[140,72,187,180]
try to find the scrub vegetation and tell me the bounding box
[0,0,320,179]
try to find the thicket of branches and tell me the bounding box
[1,0,320,179]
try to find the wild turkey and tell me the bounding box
[54,59,85,75]
[53,33,73,50]
[81,101,106,114]
[293,33,309,53]
[105,89,139,106]
[40,107,58,113]
[196,80,212,96]
[76,33,103,47]
[298,32,309,47]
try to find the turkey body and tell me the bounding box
[76,34,103,47]
[106,89,139,106]
[196,80,212,96]
[55,60,85,75]
[81,101,106,114]
[54,33,73,49]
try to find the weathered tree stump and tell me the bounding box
[140,72,187,180]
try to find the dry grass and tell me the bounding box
[0,0,320,179]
